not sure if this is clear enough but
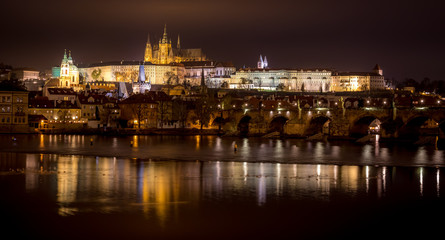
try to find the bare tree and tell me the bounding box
[129,103,149,129]
[193,95,217,133]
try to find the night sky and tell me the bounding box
[1,0,443,81]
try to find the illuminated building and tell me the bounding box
[79,61,184,86]
[11,68,40,81]
[331,64,386,92]
[57,50,80,90]
[182,61,235,87]
[229,67,332,91]
[28,96,81,123]
[144,25,207,64]
[228,63,386,92]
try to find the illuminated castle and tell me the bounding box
[144,25,207,64]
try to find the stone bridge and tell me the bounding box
[211,106,445,142]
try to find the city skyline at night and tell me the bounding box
[1,0,443,82]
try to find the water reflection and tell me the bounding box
[1,152,444,226]
[1,134,444,167]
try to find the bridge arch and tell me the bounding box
[350,115,382,138]
[398,115,438,141]
[237,115,252,136]
[268,115,289,133]
[305,115,331,136]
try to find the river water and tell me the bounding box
[0,134,444,239]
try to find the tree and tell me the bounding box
[172,99,188,129]
[164,71,179,85]
[91,69,101,81]
[241,78,252,89]
[324,82,331,92]
[129,103,149,129]
[221,94,233,110]
[360,83,368,91]
[0,79,26,91]
[193,94,217,133]
[157,99,171,128]
[100,107,112,126]
[57,109,70,122]
[276,83,285,91]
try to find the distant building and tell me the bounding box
[44,88,77,103]
[118,93,159,128]
[0,89,29,133]
[331,64,386,92]
[76,93,110,121]
[182,61,236,87]
[11,68,40,81]
[0,63,12,81]
[229,67,332,92]
[28,96,81,123]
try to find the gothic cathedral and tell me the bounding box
[144,25,207,64]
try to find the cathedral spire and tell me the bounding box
[63,49,67,59]
[144,33,153,62]
[162,24,168,43]
[257,55,264,69]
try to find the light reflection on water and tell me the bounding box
[1,151,445,239]
[1,134,443,167]
[0,152,443,221]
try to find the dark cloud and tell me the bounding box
[1,0,444,81]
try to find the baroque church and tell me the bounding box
[144,25,207,64]
[47,50,81,91]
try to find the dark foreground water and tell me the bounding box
[1,134,444,239]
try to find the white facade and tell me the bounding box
[227,68,332,92]
[79,62,184,85]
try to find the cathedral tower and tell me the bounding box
[144,34,153,62]
[263,56,268,68]
[158,24,172,64]
[257,55,264,69]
